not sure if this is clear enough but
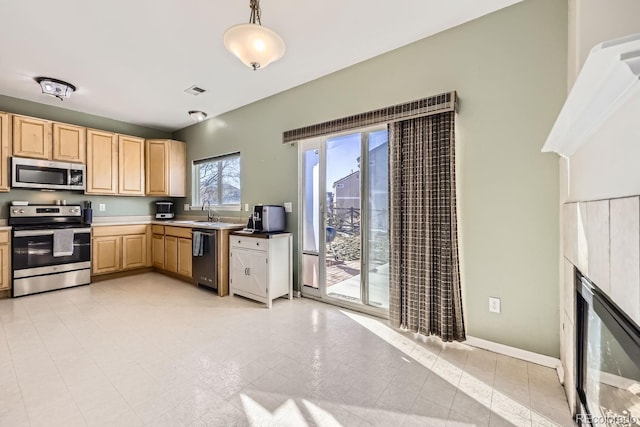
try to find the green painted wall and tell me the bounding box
[175,0,567,356]
[0,94,172,218]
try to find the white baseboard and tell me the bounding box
[598,370,639,391]
[466,336,563,382]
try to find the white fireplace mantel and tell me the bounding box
[542,33,640,157]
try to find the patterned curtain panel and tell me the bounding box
[389,111,465,342]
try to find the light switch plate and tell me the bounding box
[184,204,190,211]
[245,203,249,211]
[99,203,106,212]
[489,297,501,313]
[284,202,292,213]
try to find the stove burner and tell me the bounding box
[8,203,85,228]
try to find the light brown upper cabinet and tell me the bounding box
[13,115,86,163]
[0,112,11,192]
[53,122,85,163]
[87,131,145,196]
[86,129,118,195]
[145,139,186,197]
[118,135,145,196]
[12,115,52,160]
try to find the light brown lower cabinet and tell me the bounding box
[123,234,147,269]
[153,226,192,280]
[0,231,11,292]
[90,224,237,290]
[164,236,178,273]
[151,233,165,269]
[92,236,121,274]
[92,225,151,275]
[177,238,192,277]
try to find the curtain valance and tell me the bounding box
[282,91,457,144]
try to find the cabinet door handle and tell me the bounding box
[247,268,251,275]
[244,267,248,275]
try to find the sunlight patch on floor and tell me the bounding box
[341,310,562,427]
[239,392,454,427]
[241,394,306,426]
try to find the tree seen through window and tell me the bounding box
[195,154,240,206]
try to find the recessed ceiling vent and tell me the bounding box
[184,85,206,96]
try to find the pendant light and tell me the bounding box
[223,0,285,71]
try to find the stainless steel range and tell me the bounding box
[9,204,91,297]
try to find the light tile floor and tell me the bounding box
[0,273,574,427]
[327,263,390,308]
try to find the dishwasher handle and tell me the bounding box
[192,228,217,235]
[192,229,217,257]
[192,231,216,237]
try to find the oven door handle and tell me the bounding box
[13,228,92,237]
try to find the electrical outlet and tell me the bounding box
[184,204,190,211]
[284,202,292,213]
[99,203,106,212]
[489,297,501,313]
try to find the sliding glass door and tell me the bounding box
[299,127,389,313]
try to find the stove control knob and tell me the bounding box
[11,208,18,214]
[70,208,80,214]
[19,209,25,214]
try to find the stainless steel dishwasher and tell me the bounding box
[192,229,218,291]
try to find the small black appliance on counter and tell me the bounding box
[248,205,286,232]
[155,201,174,219]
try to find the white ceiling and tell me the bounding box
[0,0,521,132]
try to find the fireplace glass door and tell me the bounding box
[576,272,640,426]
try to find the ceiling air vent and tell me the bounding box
[184,85,206,96]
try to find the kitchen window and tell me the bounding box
[193,153,241,208]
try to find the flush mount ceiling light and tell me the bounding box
[223,0,285,71]
[34,77,76,101]
[188,110,208,122]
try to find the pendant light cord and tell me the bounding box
[249,0,262,25]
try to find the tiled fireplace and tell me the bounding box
[562,197,640,425]
[575,270,640,425]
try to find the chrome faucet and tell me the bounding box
[202,200,213,222]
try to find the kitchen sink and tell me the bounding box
[163,220,242,228]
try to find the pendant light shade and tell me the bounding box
[224,23,285,70]
[223,0,285,70]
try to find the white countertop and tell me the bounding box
[90,215,154,226]
[152,220,244,231]
[91,221,152,227]
[89,216,244,231]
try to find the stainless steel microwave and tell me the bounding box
[12,157,86,191]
